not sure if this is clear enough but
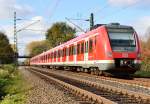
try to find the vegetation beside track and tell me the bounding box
[0,65,28,104]
[133,70,150,78]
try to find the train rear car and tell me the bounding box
[95,23,141,75]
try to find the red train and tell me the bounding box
[30,23,141,76]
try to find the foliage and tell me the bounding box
[134,70,150,78]
[46,22,76,47]
[0,32,14,64]
[140,35,150,71]
[26,40,50,57]
[0,65,27,104]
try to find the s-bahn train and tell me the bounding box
[30,23,141,76]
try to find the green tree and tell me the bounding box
[26,40,49,56]
[46,22,76,47]
[0,32,14,64]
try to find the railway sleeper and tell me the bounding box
[30,67,150,104]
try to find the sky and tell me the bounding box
[0,0,150,57]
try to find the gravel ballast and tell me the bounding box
[20,67,81,104]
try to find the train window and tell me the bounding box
[59,50,61,57]
[60,50,61,57]
[50,53,52,59]
[53,52,55,59]
[69,46,73,55]
[57,51,59,58]
[72,46,74,55]
[62,49,64,57]
[60,50,62,57]
[61,50,63,57]
[77,44,80,54]
[52,52,53,59]
[74,45,76,55]
[66,48,68,56]
[46,55,47,61]
[70,46,72,55]
[49,54,51,59]
[89,39,93,52]
[81,42,84,54]
[55,51,57,58]
[95,36,97,46]
[54,52,56,58]
[85,41,89,53]
[64,48,65,56]
[69,47,71,56]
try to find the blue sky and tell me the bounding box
[15,0,149,24]
[0,0,150,56]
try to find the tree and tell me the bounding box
[0,32,14,64]
[140,27,150,71]
[26,40,50,57]
[46,22,76,47]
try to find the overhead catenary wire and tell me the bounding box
[65,17,86,33]
[100,0,143,20]
[45,0,61,24]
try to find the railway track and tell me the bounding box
[31,67,150,95]
[27,67,150,104]
[62,71,150,95]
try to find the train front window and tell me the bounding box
[108,30,136,52]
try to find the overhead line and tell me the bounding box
[104,0,142,20]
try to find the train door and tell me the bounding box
[84,39,89,64]
[62,48,66,62]
[60,49,62,62]
[69,45,74,61]
[74,43,77,64]
[88,37,94,60]
[66,46,69,62]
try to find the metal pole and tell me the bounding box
[90,13,94,30]
[14,12,18,68]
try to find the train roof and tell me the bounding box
[91,23,133,30]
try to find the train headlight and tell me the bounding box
[106,52,113,58]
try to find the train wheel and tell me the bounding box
[93,68,99,76]
[90,68,94,75]
[84,68,88,73]
[98,70,103,76]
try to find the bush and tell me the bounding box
[134,70,150,78]
[0,65,27,104]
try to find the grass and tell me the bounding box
[0,65,28,104]
[133,70,150,78]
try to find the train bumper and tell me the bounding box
[105,59,141,74]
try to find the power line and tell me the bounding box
[65,17,86,33]
[94,3,109,14]
[103,0,142,20]
[48,0,61,21]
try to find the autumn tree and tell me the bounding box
[140,27,150,71]
[46,22,76,47]
[26,40,50,57]
[0,32,14,64]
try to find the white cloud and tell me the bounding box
[1,16,50,56]
[132,16,150,39]
[0,0,33,19]
[108,0,140,7]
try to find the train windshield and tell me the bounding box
[108,28,136,52]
